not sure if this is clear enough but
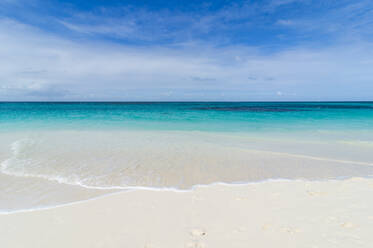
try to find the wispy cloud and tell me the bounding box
[276,19,295,26]
[1,17,373,101]
[0,1,373,100]
[274,0,373,42]
[267,0,307,9]
[51,0,373,48]
[59,20,136,39]
[58,6,237,43]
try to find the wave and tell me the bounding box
[3,174,372,215]
[2,135,373,215]
[0,176,338,215]
[2,137,373,192]
[338,140,373,147]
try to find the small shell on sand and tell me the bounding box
[190,229,206,237]
[340,222,354,228]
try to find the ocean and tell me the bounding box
[1,102,373,212]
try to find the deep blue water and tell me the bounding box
[1,102,373,132]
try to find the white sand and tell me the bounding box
[1,178,373,248]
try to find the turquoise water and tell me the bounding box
[1,102,373,212]
[1,102,373,133]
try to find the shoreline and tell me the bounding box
[1,177,373,247]
[0,176,369,215]
[0,178,311,215]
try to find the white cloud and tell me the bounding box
[276,19,295,26]
[1,18,373,101]
[273,0,373,40]
[269,0,305,7]
[56,2,261,43]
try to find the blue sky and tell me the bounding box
[0,0,372,101]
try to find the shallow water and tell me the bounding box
[1,102,373,212]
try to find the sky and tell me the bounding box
[0,0,372,101]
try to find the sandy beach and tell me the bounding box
[1,177,372,248]
[2,0,373,245]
